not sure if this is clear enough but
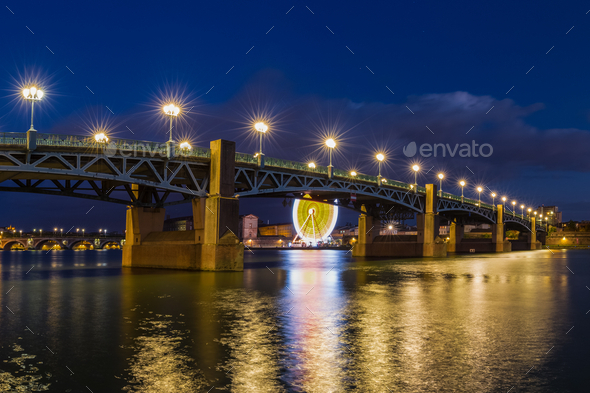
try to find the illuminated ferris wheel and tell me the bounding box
[292,199,338,246]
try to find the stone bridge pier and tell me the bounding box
[122,139,243,271]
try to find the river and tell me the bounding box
[1,249,589,392]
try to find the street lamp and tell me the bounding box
[82,229,85,236]
[350,171,357,177]
[520,204,524,218]
[437,173,444,196]
[60,228,63,237]
[491,193,496,210]
[326,138,336,164]
[511,201,516,216]
[528,208,532,218]
[376,153,385,185]
[163,104,180,142]
[19,230,22,237]
[54,227,57,236]
[459,180,465,202]
[477,187,482,206]
[179,141,191,152]
[40,229,42,236]
[23,87,44,131]
[94,132,108,143]
[501,197,506,209]
[255,122,268,165]
[412,165,419,192]
[308,162,316,169]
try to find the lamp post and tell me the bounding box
[23,87,44,132]
[82,229,85,237]
[60,228,63,237]
[477,187,482,206]
[326,138,336,178]
[54,227,57,236]
[163,104,180,158]
[308,162,316,169]
[254,122,268,167]
[460,180,465,203]
[437,173,444,196]
[527,208,532,219]
[376,153,385,186]
[520,205,524,218]
[511,201,516,216]
[40,229,42,236]
[350,171,357,177]
[491,193,496,211]
[412,165,419,192]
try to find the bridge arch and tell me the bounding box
[97,240,122,250]
[70,240,95,250]
[35,239,67,250]
[3,240,27,250]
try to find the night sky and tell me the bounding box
[1,0,590,233]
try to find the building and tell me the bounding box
[533,205,562,226]
[163,216,193,231]
[238,214,258,240]
[259,222,296,238]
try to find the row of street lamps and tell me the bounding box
[19,93,540,219]
[0,228,111,238]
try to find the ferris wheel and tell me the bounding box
[292,199,338,246]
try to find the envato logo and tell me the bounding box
[101,142,191,158]
[402,141,493,158]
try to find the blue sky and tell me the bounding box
[1,0,589,231]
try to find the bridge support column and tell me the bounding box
[122,139,243,271]
[447,221,464,253]
[352,205,374,257]
[417,184,446,257]
[26,129,37,151]
[492,204,512,252]
[528,216,540,249]
[200,139,243,270]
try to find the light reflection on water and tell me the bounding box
[0,249,588,391]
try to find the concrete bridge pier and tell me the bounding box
[447,221,464,253]
[492,204,512,252]
[122,139,243,271]
[352,184,447,258]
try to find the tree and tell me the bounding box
[566,220,577,232]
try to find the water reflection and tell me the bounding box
[122,311,207,392]
[0,249,586,391]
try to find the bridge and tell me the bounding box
[0,130,547,269]
[0,235,123,250]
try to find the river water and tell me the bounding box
[1,249,589,392]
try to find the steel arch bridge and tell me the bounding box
[0,132,545,233]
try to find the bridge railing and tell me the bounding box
[0,132,27,146]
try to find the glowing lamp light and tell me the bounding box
[438,173,444,180]
[477,187,483,192]
[308,162,316,169]
[502,197,507,202]
[388,225,393,230]
[326,138,336,148]
[179,141,192,150]
[460,181,465,187]
[23,87,44,100]
[491,193,496,198]
[163,104,180,116]
[412,165,419,172]
[94,132,109,143]
[350,171,357,177]
[376,153,385,162]
[254,122,268,133]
